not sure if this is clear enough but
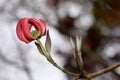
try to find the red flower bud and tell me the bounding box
[16,18,46,43]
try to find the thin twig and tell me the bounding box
[86,62,120,79]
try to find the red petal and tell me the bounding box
[38,19,46,35]
[21,18,35,41]
[16,19,30,43]
[29,18,42,37]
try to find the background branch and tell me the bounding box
[86,62,120,79]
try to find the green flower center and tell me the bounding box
[30,30,39,38]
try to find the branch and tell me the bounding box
[86,62,120,79]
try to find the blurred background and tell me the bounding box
[0,0,120,80]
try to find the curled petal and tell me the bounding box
[21,18,35,41]
[28,18,42,37]
[16,19,30,43]
[38,19,46,35]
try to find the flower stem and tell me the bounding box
[35,39,79,77]
[53,63,79,77]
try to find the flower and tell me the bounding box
[16,18,46,43]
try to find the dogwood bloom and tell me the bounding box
[16,18,46,43]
